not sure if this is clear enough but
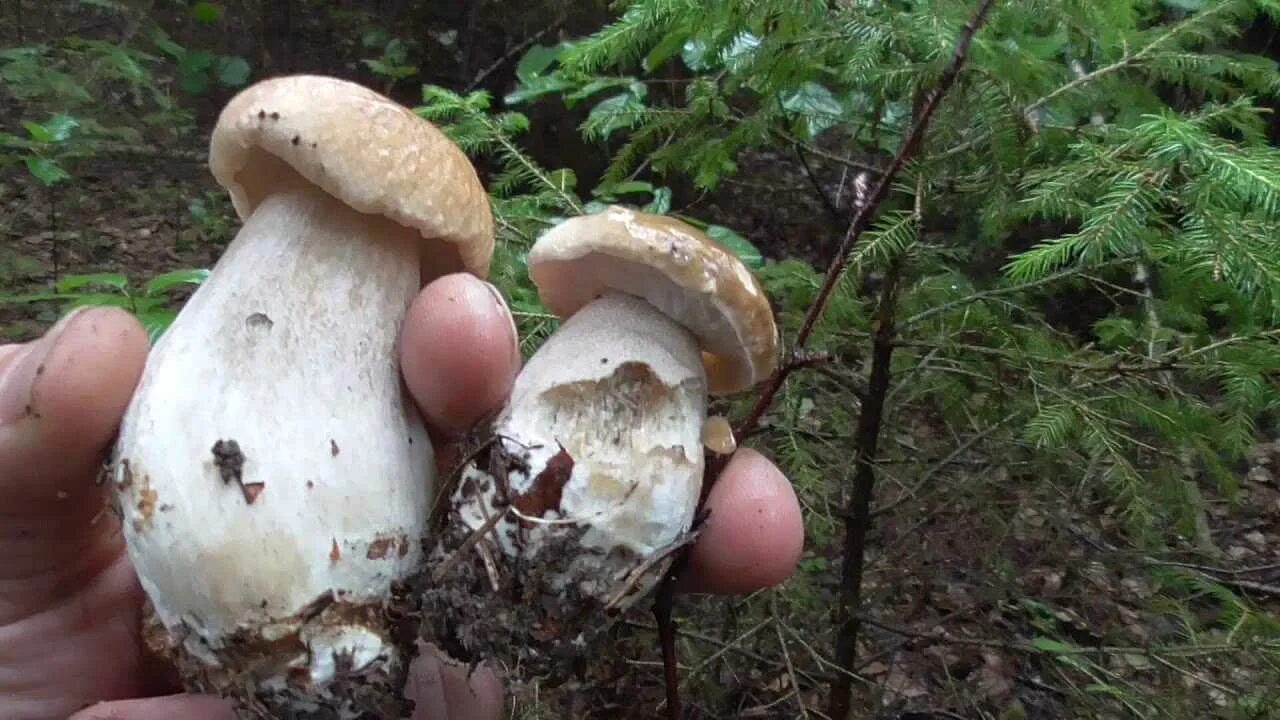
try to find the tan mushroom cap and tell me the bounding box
[528,206,779,395]
[209,74,494,279]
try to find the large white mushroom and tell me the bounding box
[422,206,778,685]
[110,75,492,718]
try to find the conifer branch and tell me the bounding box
[939,0,1243,160]
[733,0,999,442]
[478,114,584,215]
[902,256,1135,329]
[1025,0,1239,116]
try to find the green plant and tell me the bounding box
[185,190,236,248]
[4,1,1279,717]
[508,0,1280,535]
[0,269,210,342]
[0,113,80,186]
[0,1,251,172]
[153,2,251,94]
[360,27,419,93]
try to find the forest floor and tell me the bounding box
[3,3,1280,719]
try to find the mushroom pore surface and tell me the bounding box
[113,184,433,717]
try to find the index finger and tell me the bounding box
[679,448,804,595]
[398,272,522,443]
[0,306,149,611]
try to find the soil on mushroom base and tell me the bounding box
[140,585,422,720]
[419,436,677,690]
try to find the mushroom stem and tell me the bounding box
[114,184,433,715]
[494,290,707,559]
[422,292,708,679]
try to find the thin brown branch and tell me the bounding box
[939,1,1237,159]
[464,17,568,92]
[734,0,998,442]
[621,619,801,675]
[772,597,811,719]
[825,6,1000,716]
[891,337,1193,376]
[901,256,1135,329]
[1024,3,1234,117]
[870,414,1014,518]
[654,572,681,720]
[774,130,888,175]
[662,4,998,715]
[793,143,847,224]
[826,251,903,720]
[1144,559,1280,576]
[1150,560,1280,599]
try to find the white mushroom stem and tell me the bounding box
[459,291,706,588]
[113,184,433,702]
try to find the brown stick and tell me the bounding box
[654,567,682,719]
[733,0,1000,443]
[826,253,904,719]
[465,18,568,92]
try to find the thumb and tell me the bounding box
[68,695,235,720]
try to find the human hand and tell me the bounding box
[0,273,804,720]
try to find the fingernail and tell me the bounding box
[0,307,91,426]
[481,280,520,362]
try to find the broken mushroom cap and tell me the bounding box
[210,74,494,278]
[528,205,779,395]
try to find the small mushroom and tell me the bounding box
[702,415,737,456]
[422,205,777,684]
[111,75,492,717]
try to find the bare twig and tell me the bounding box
[429,500,508,584]
[870,414,1014,518]
[1145,559,1280,576]
[1024,4,1233,117]
[1157,564,1280,599]
[464,18,567,92]
[1178,327,1280,361]
[1150,654,1237,697]
[819,4,999,717]
[621,620,791,672]
[687,618,773,678]
[861,613,1280,658]
[793,143,847,223]
[827,253,903,720]
[654,525,704,720]
[775,129,887,175]
[901,256,1134,329]
[771,596,811,719]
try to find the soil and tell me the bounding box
[142,589,419,720]
[419,435,663,695]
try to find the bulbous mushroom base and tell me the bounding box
[420,443,701,689]
[141,589,422,720]
[112,185,436,719]
[419,293,708,687]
